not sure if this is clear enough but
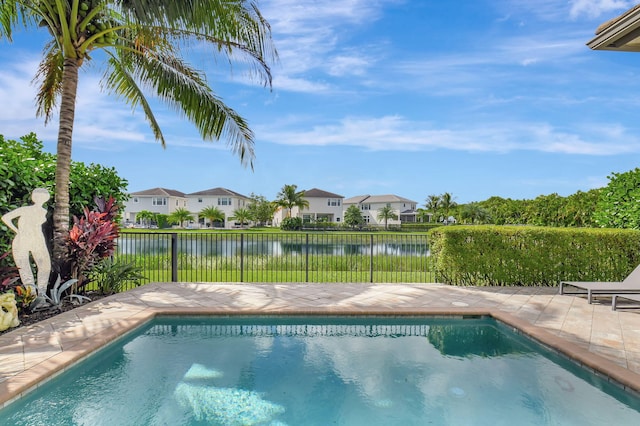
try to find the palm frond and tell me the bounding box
[33,40,64,123]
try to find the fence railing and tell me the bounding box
[114,232,432,288]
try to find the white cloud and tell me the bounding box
[569,0,634,19]
[257,115,640,156]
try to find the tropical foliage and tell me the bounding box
[230,207,251,228]
[344,205,364,229]
[168,208,193,228]
[0,0,276,261]
[135,210,156,227]
[199,206,225,228]
[274,184,309,217]
[246,193,277,226]
[594,168,640,229]
[376,205,397,230]
[0,133,127,257]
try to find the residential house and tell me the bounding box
[273,188,344,226]
[587,4,640,52]
[123,188,188,225]
[343,194,418,228]
[187,187,251,229]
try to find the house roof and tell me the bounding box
[129,187,186,197]
[188,187,249,198]
[587,4,640,51]
[302,188,344,198]
[344,194,417,204]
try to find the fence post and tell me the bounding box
[240,233,244,282]
[370,234,374,283]
[305,233,309,282]
[171,233,178,282]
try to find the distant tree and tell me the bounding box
[168,208,193,228]
[344,205,365,229]
[230,207,251,228]
[200,206,225,228]
[423,194,441,222]
[460,203,491,224]
[594,168,640,229]
[274,184,309,217]
[376,205,398,230]
[246,193,277,226]
[135,210,156,228]
[562,189,600,227]
[440,192,457,224]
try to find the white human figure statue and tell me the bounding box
[1,188,52,294]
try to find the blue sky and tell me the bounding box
[1,0,640,206]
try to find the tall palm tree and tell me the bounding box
[0,1,276,261]
[376,205,398,230]
[273,184,309,218]
[199,206,225,228]
[424,194,441,222]
[440,192,457,224]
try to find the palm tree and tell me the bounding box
[230,207,251,228]
[344,204,364,229]
[440,192,457,224]
[1,1,276,260]
[135,210,155,228]
[199,206,225,228]
[376,205,398,230]
[424,194,441,223]
[168,208,193,228]
[273,184,309,218]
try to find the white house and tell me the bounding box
[343,194,418,228]
[187,187,250,229]
[123,187,188,225]
[273,188,344,225]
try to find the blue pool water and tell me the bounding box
[1,316,639,425]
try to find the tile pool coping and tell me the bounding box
[1,282,640,407]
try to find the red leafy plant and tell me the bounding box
[0,251,20,292]
[60,196,120,291]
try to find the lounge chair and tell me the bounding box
[612,294,640,310]
[559,264,640,304]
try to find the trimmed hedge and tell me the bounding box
[428,225,640,286]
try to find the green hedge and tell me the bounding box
[428,225,640,286]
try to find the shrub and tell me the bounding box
[281,217,303,231]
[428,225,640,286]
[88,259,145,295]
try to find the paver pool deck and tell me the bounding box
[1,282,640,407]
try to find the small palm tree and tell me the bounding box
[273,184,309,217]
[230,207,251,228]
[168,208,193,228]
[135,210,155,228]
[200,206,225,228]
[344,205,365,229]
[377,205,398,230]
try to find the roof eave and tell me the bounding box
[587,8,640,51]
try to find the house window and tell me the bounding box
[133,197,138,203]
[198,198,203,203]
[327,198,341,206]
[152,197,167,206]
[361,204,370,211]
[218,197,231,206]
[176,200,178,206]
[364,216,370,223]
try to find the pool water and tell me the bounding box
[1,316,639,425]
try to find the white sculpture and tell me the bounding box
[2,188,52,295]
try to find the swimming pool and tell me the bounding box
[1,315,639,425]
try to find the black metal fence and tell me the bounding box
[114,232,432,287]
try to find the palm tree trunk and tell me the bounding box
[52,57,81,261]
